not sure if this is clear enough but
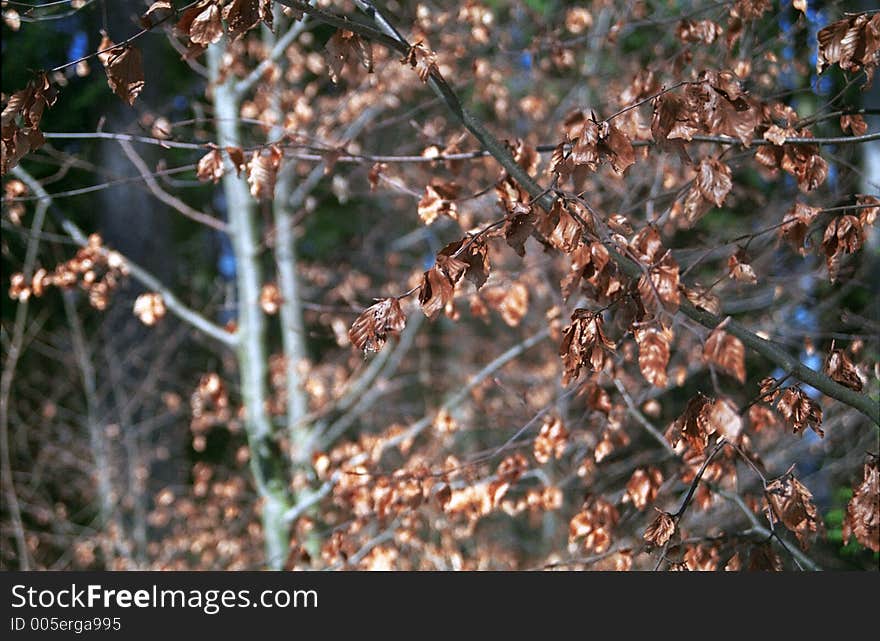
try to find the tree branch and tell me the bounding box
[11,166,237,347]
[292,0,878,426]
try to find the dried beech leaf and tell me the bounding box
[348,298,406,353]
[703,326,746,383]
[843,457,879,552]
[98,35,144,106]
[634,325,672,388]
[776,386,823,437]
[766,470,821,550]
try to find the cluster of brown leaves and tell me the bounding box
[533,416,568,464]
[643,509,676,547]
[176,0,273,50]
[816,12,880,87]
[682,158,733,226]
[190,373,233,450]
[8,234,128,310]
[755,128,828,192]
[652,70,759,147]
[843,456,879,552]
[416,239,490,320]
[1,72,58,175]
[133,292,167,326]
[765,468,821,550]
[824,347,864,392]
[665,393,743,454]
[569,496,619,553]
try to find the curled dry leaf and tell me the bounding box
[703,326,746,383]
[259,283,282,315]
[482,282,529,327]
[825,348,863,392]
[840,114,868,136]
[417,183,458,225]
[665,393,716,454]
[776,386,823,438]
[97,35,144,106]
[559,309,615,384]
[843,457,879,552]
[247,146,283,200]
[402,41,439,82]
[418,248,468,319]
[533,416,568,464]
[727,247,757,284]
[643,509,676,546]
[196,147,224,183]
[140,1,174,30]
[133,292,166,326]
[765,469,821,550]
[348,297,406,353]
[696,158,733,208]
[634,325,672,388]
[821,215,864,282]
[637,253,680,314]
[623,467,663,511]
[779,202,821,255]
[325,29,373,84]
[177,1,223,45]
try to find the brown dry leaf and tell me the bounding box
[821,215,864,282]
[638,253,680,314]
[843,457,879,552]
[534,416,568,464]
[856,194,878,229]
[247,146,283,200]
[703,397,742,441]
[196,147,224,183]
[817,13,880,87]
[325,29,373,83]
[483,282,529,327]
[188,2,223,45]
[825,348,863,392]
[840,114,868,136]
[727,247,757,284]
[665,393,715,454]
[634,325,672,388]
[225,146,246,176]
[347,298,407,353]
[696,158,733,207]
[765,469,821,550]
[779,202,821,255]
[417,183,458,225]
[623,467,663,511]
[776,386,823,437]
[703,326,746,383]
[437,239,489,291]
[643,509,676,546]
[133,292,166,326]
[402,41,439,82]
[418,251,468,319]
[597,120,635,174]
[97,35,144,106]
[630,226,664,264]
[259,283,282,314]
[747,543,783,571]
[559,309,616,384]
[683,544,719,571]
[549,201,583,253]
[223,0,262,41]
[140,1,174,30]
